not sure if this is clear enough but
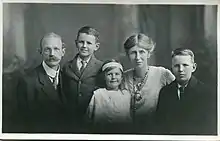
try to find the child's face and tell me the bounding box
[172,55,197,85]
[105,68,123,90]
[75,33,99,59]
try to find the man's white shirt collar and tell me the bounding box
[42,61,60,84]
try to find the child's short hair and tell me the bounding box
[171,48,195,63]
[77,26,100,43]
[124,33,155,54]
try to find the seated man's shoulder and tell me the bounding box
[17,67,39,86]
[24,65,40,77]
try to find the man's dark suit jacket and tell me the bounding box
[156,76,217,135]
[62,54,103,126]
[16,64,71,133]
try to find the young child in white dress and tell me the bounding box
[86,59,132,133]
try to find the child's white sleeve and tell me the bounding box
[86,94,96,120]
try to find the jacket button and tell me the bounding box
[79,93,82,97]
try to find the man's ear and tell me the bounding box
[192,63,197,73]
[38,47,42,54]
[94,42,100,51]
[62,47,66,57]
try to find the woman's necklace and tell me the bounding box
[133,67,149,101]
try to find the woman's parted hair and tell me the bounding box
[124,33,156,54]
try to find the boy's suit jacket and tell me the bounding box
[16,64,70,133]
[156,76,217,135]
[62,54,103,121]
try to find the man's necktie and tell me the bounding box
[80,60,86,74]
[179,86,185,100]
[50,72,58,90]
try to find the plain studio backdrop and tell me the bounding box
[2,3,217,133]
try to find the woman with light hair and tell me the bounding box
[123,33,175,133]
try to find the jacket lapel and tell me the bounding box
[171,80,180,101]
[58,70,66,104]
[65,57,80,80]
[37,65,61,104]
[81,55,99,79]
[183,76,198,98]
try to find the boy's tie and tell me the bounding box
[179,86,185,100]
[80,60,86,74]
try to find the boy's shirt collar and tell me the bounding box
[77,55,91,64]
[76,54,92,70]
[177,83,188,89]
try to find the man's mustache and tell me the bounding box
[47,56,60,61]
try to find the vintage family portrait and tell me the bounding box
[2,2,218,138]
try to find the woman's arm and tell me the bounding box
[161,67,175,86]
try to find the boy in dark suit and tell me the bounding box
[156,48,216,135]
[62,26,103,132]
[16,32,70,133]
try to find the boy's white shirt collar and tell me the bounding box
[77,55,91,70]
[177,83,188,99]
[177,83,188,88]
[42,61,60,85]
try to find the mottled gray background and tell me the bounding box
[2,4,217,132]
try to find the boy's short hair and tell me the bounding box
[77,26,100,42]
[171,48,195,63]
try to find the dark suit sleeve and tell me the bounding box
[17,77,28,112]
[95,61,105,89]
[155,87,169,134]
[16,76,31,132]
[95,69,105,88]
[200,84,217,134]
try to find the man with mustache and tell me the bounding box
[17,32,70,133]
[156,48,216,135]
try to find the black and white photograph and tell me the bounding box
[1,1,218,139]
